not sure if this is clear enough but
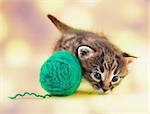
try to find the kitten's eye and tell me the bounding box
[94,72,101,80]
[91,72,102,81]
[112,76,120,83]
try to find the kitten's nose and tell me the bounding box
[102,88,109,92]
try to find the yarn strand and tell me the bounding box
[8,92,51,99]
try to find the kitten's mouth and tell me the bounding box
[92,84,114,94]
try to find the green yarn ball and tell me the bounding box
[40,51,82,96]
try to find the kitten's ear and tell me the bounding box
[122,52,137,64]
[77,46,95,60]
[47,14,75,34]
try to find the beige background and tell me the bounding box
[0,0,149,114]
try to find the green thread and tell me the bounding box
[8,92,51,99]
[9,51,82,99]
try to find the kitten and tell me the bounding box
[47,14,136,93]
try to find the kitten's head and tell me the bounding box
[77,45,136,93]
[47,14,137,93]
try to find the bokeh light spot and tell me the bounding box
[121,2,145,23]
[37,0,66,14]
[111,30,145,54]
[78,0,100,7]
[4,39,31,67]
[61,6,94,30]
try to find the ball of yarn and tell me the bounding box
[40,51,82,96]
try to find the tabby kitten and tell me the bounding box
[47,14,136,93]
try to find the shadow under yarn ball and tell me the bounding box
[40,51,82,96]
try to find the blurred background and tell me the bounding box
[0,0,149,114]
